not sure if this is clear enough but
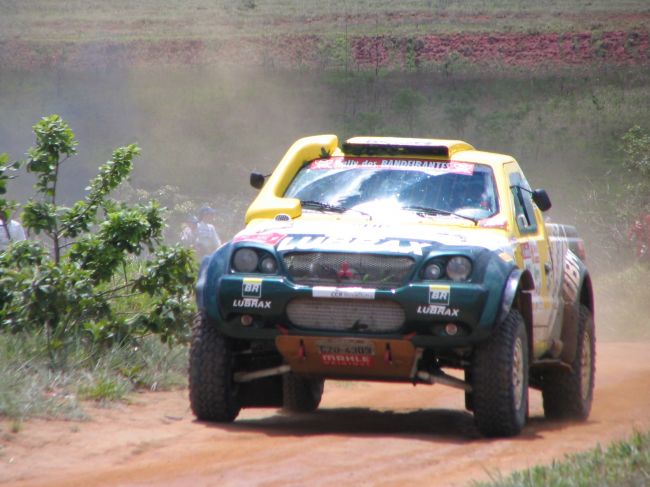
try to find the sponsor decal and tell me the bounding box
[520,241,542,290]
[308,157,474,175]
[242,277,262,298]
[232,298,271,309]
[417,305,460,317]
[521,242,532,260]
[313,286,376,300]
[277,235,429,256]
[320,354,373,367]
[562,249,581,303]
[316,339,374,355]
[316,339,375,367]
[232,231,286,245]
[428,284,450,305]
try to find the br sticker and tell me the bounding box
[242,278,262,298]
[429,284,450,305]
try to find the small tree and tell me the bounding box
[0,115,195,368]
[391,88,426,135]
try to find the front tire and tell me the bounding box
[471,309,529,437]
[282,373,324,413]
[189,313,241,422]
[542,305,595,420]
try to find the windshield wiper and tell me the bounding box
[401,205,478,225]
[300,200,372,220]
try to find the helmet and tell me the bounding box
[198,206,216,217]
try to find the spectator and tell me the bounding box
[180,215,199,248]
[627,211,650,260]
[195,206,221,258]
[0,214,26,251]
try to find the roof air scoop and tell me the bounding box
[343,136,474,158]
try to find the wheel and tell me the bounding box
[471,309,529,437]
[189,313,241,422]
[542,305,595,420]
[282,373,324,413]
[464,369,473,412]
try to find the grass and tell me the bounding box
[472,429,650,487]
[0,331,188,421]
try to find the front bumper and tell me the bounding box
[211,274,497,348]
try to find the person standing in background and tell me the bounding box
[195,206,221,258]
[180,215,199,249]
[627,211,650,260]
[0,214,26,251]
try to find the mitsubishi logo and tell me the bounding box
[337,261,355,280]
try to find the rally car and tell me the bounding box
[191,135,595,437]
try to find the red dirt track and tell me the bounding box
[2,341,650,487]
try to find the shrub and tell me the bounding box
[0,115,195,369]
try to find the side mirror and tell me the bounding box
[250,172,266,190]
[532,189,552,212]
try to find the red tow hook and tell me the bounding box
[298,339,306,361]
[384,343,392,364]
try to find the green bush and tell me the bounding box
[0,115,196,369]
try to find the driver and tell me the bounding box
[457,179,489,210]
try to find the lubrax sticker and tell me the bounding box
[417,305,460,317]
[233,298,271,309]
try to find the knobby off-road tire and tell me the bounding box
[471,309,529,437]
[282,373,324,413]
[189,313,241,422]
[542,305,595,420]
[464,369,474,412]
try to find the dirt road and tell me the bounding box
[2,341,650,487]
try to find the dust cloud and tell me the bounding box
[0,66,648,337]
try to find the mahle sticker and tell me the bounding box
[242,277,262,298]
[429,284,450,305]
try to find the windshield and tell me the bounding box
[284,157,499,220]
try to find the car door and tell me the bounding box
[504,163,555,354]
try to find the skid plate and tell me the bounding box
[276,335,416,379]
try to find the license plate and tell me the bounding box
[316,339,375,367]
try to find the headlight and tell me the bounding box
[446,256,472,281]
[259,256,278,274]
[232,248,259,273]
[423,262,443,280]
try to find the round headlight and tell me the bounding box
[446,256,472,281]
[259,256,277,274]
[424,262,443,280]
[232,248,259,273]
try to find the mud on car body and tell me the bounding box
[191,135,595,437]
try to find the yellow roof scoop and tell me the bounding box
[343,136,474,158]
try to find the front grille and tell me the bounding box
[282,252,414,288]
[286,298,405,333]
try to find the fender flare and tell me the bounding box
[498,268,534,325]
[195,242,233,319]
[559,263,593,364]
[498,268,522,325]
